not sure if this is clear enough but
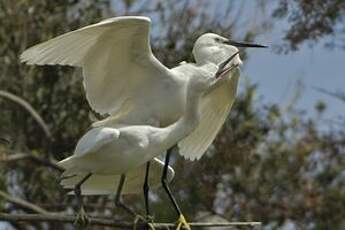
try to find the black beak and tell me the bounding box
[225,39,268,48]
[215,51,240,78]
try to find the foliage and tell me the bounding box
[0,1,344,230]
[273,0,345,52]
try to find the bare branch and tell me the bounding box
[0,151,63,172]
[0,90,52,139]
[0,191,49,215]
[0,137,10,145]
[0,213,261,229]
[313,87,345,103]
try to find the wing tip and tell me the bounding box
[20,50,33,64]
[180,152,199,161]
[20,51,79,66]
[19,48,48,66]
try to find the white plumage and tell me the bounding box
[21,17,267,228]
[61,158,174,195]
[21,16,245,161]
[179,68,240,160]
[57,65,232,195]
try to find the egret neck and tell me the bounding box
[158,76,214,150]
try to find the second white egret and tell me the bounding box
[57,57,239,229]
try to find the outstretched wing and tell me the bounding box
[178,68,240,160]
[21,16,170,115]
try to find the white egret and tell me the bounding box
[57,59,239,229]
[20,16,266,162]
[20,16,267,227]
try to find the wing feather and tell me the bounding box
[178,69,240,160]
[20,16,169,115]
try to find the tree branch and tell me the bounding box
[0,151,63,172]
[0,213,261,229]
[0,90,52,139]
[313,87,345,103]
[0,191,49,215]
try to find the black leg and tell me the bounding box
[161,146,191,230]
[161,145,182,216]
[143,161,151,216]
[73,173,92,226]
[143,162,154,230]
[74,173,92,210]
[115,174,136,217]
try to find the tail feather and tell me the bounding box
[57,157,82,178]
[60,158,174,195]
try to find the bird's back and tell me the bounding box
[59,124,169,175]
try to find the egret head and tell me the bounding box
[193,33,229,48]
[193,33,267,65]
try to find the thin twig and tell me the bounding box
[0,151,63,172]
[0,90,52,139]
[0,191,49,215]
[313,86,345,103]
[0,213,261,229]
[0,137,10,145]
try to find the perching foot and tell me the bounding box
[74,206,89,227]
[145,215,155,230]
[132,214,155,230]
[176,214,191,230]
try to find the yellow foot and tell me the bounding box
[74,207,89,227]
[176,214,191,230]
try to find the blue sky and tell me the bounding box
[235,1,345,120]
[244,36,345,119]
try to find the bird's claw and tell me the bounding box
[133,214,155,230]
[176,214,191,230]
[145,215,155,230]
[133,214,146,223]
[74,206,89,227]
